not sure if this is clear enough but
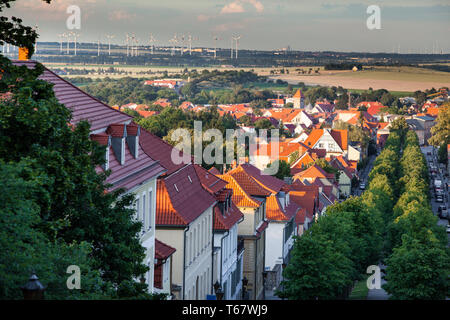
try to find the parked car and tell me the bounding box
[436,195,443,203]
[359,182,366,190]
[447,225,450,233]
[438,205,448,218]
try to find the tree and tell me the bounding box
[267,160,291,180]
[0,0,52,57]
[0,161,107,299]
[429,103,449,146]
[383,233,450,300]
[278,234,353,300]
[0,57,149,298]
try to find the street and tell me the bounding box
[353,154,376,197]
[420,145,450,246]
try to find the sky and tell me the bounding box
[6,0,450,53]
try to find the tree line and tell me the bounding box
[278,118,449,299]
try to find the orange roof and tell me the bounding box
[227,166,272,197]
[137,110,158,118]
[303,129,324,148]
[294,164,334,180]
[265,194,299,221]
[426,107,439,116]
[293,89,305,99]
[218,174,261,208]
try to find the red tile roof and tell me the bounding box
[155,238,176,260]
[194,164,228,194]
[256,221,269,238]
[11,60,132,132]
[90,133,109,146]
[235,163,288,194]
[217,174,261,208]
[265,194,299,221]
[156,164,216,226]
[213,202,244,231]
[293,89,305,98]
[140,129,186,176]
[227,166,272,197]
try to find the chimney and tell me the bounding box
[126,123,140,159]
[18,47,30,61]
[106,124,127,165]
[90,133,111,170]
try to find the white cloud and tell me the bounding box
[108,9,136,21]
[220,0,264,14]
[220,1,245,14]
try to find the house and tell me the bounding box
[289,180,318,228]
[406,115,435,145]
[218,167,270,300]
[312,103,334,114]
[233,164,300,292]
[154,239,176,297]
[329,156,353,197]
[302,128,348,158]
[144,79,184,90]
[194,165,244,300]
[139,125,224,300]
[154,164,216,300]
[13,58,167,294]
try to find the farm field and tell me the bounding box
[269,66,450,92]
[46,63,450,92]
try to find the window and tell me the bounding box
[194,228,197,258]
[142,193,146,232]
[148,190,153,230]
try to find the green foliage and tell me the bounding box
[429,102,449,147]
[383,234,450,300]
[0,161,107,299]
[0,57,150,298]
[0,0,51,57]
[277,235,353,300]
[267,160,291,180]
[382,129,450,299]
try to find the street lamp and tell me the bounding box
[213,281,224,300]
[21,272,45,300]
[241,276,248,300]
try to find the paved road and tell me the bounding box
[421,146,450,245]
[352,154,376,196]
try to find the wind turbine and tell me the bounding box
[149,34,156,55]
[180,34,185,55]
[65,32,70,54]
[97,38,100,56]
[134,37,139,56]
[73,32,80,56]
[230,37,233,59]
[126,33,130,56]
[169,34,178,56]
[187,34,198,55]
[212,35,219,59]
[106,34,115,55]
[233,35,241,59]
[58,33,64,53]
